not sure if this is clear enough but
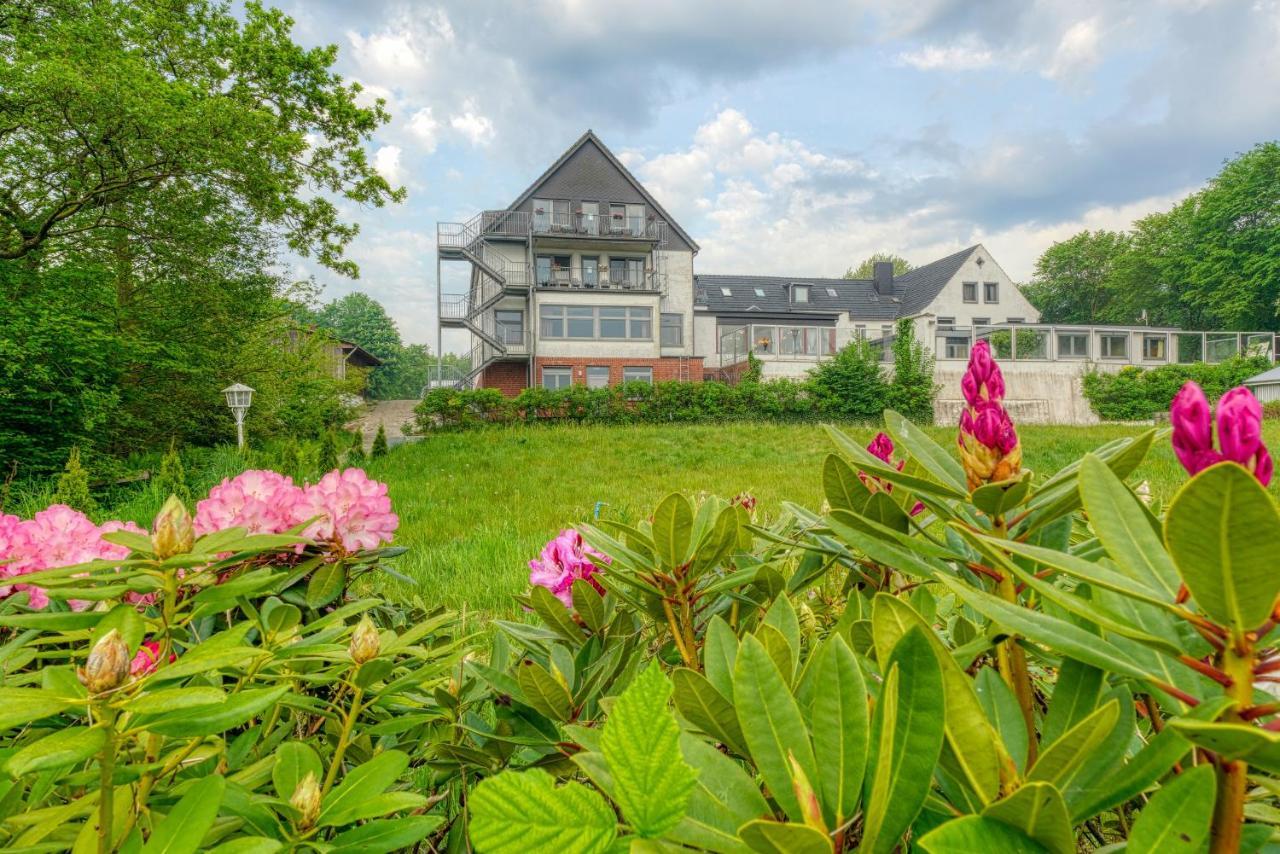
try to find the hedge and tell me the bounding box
[1081,355,1270,420]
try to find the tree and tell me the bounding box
[51,446,95,514]
[887,319,937,423]
[1021,230,1131,323]
[844,253,914,279]
[0,0,401,273]
[808,340,889,420]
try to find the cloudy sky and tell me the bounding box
[276,0,1280,348]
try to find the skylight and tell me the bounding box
[754,287,766,297]
[720,287,732,296]
[826,287,839,297]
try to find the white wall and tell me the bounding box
[658,248,695,356]
[935,360,1132,426]
[926,245,1040,326]
[532,288,663,359]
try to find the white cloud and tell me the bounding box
[897,42,995,71]
[407,107,440,152]
[372,145,403,185]
[1045,16,1103,79]
[450,100,495,146]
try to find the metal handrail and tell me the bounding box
[535,269,665,293]
[933,323,1277,364]
[531,210,665,241]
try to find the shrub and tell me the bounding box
[807,338,890,420]
[887,317,938,423]
[0,469,465,852]
[50,445,96,514]
[371,423,389,457]
[346,429,367,465]
[317,428,341,474]
[151,440,192,508]
[1082,355,1269,420]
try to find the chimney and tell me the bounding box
[873,261,894,296]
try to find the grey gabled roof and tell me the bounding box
[694,274,901,320]
[1246,365,1280,385]
[892,245,979,315]
[506,130,701,253]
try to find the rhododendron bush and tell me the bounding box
[459,341,1280,854]
[0,468,470,853]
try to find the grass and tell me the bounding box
[363,420,1280,618]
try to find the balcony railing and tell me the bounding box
[531,211,665,241]
[536,269,665,293]
[934,324,1278,364]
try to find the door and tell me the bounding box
[495,310,524,347]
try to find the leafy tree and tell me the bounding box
[807,339,889,420]
[0,0,401,272]
[844,253,913,279]
[1022,230,1131,323]
[51,446,95,513]
[312,293,410,399]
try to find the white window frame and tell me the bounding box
[541,366,572,389]
[1057,333,1089,359]
[962,281,978,303]
[983,281,999,303]
[622,366,653,384]
[660,313,683,347]
[792,285,810,304]
[538,304,653,341]
[1099,333,1129,360]
[585,366,610,388]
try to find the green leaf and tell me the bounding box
[733,634,818,822]
[305,562,345,608]
[141,774,225,854]
[0,688,74,731]
[602,666,696,837]
[755,623,795,686]
[469,769,617,854]
[704,616,738,700]
[981,782,1073,854]
[825,423,966,501]
[117,686,227,714]
[1027,700,1119,789]
[1067,726,1191,822]
[318,750,409,826]
[516,659,573,722]
[672,668,749,756]
[135,686,287,738]
[917,815,1049,853]
[327,816,443,854]
[737,820,832,854]
[0,611,102,630]
[823,454,870,513]
[319,791,425,826]
[652,493,695,568]
[573,580,608,632]
[150,645,264,681]
[861,626,946,854]
[1165,462,1280,635]
[971,474,1033,518]
[975,669,1028,771]
[272,742,322,802]
[762,595,801,678]
[92,604,145,657]
[1079,454,1180,598]
[4,726,105,776]
[1041,658,1103,747]
[882,409,970,494]
[667,733,769,854]
[810,634,869,828]
[530,585,586,646]
[1126,764,1216,853]
[204,839,283,854]
[1167,719,1280,774]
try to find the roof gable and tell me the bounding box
[507,131,699,253]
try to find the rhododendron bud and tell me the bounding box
[79,629,129,695]
[130,640,173,677]
[1170,382,1272,486]
[151,495,195,559]
[859,432,926,516]
[1216,387,1273,486]
[529,528,609,608]
[291,772,322,829]
[349,616,380,664]
[958,343,1022,492]
[960,340,1005,407]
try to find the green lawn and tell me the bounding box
[363,421,1280,618]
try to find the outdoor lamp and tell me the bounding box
[222,383,255,449]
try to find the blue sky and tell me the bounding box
[275,0,1280,348]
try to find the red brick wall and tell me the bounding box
[480,362,529,397]
[531,357,705,387]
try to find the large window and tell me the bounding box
[622,366,653,384]
[944,337,970,359]
[581,256,598,286]
[660,313,683,347]
[962,281,978,303]
[586,366,610,388]
[1057,333,1089,358]
[1099,333,1129,359]
[983,281,999,303]
[1143,334,1168,361]
[533,198,550,231]
[495,310,524,346]
[580,202,599,235]
[542,367,571,389]
[539,305,653,340]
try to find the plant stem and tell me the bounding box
[1210,642,1254,854]
[322,683,364,795]
[661,599,697,670]
[991,515,1038,767]
[97,707,117,854]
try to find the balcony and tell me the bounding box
[934,324,1278,364]
[531,211,665,242]
[535,267,665,294]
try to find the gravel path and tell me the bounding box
[351,399,420,449]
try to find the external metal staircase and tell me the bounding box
[438,212,532,388]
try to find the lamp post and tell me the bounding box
[222,383,255,449]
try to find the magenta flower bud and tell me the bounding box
[961,340,1006,407]
[1170,382,1220,476]
[868,432,895,465]
[1216,386,1272,486]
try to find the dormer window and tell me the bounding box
[720,287,732,297]
[792,285,810,304]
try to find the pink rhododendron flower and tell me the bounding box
[861,432,925,516]
[958,345,1022,492]
[0,513,30,602]
[0,506,144,610]
[195,470,303,536]
[1171,382,1272,485]
[529,528,609,607]
[292,469,398,553]
[130,639,175,677]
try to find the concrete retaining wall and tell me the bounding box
[934,360,1128,425]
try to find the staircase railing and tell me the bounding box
[455,331,531,388]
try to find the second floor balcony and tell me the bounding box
[535,262,665,294]
[531,209,665,242]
